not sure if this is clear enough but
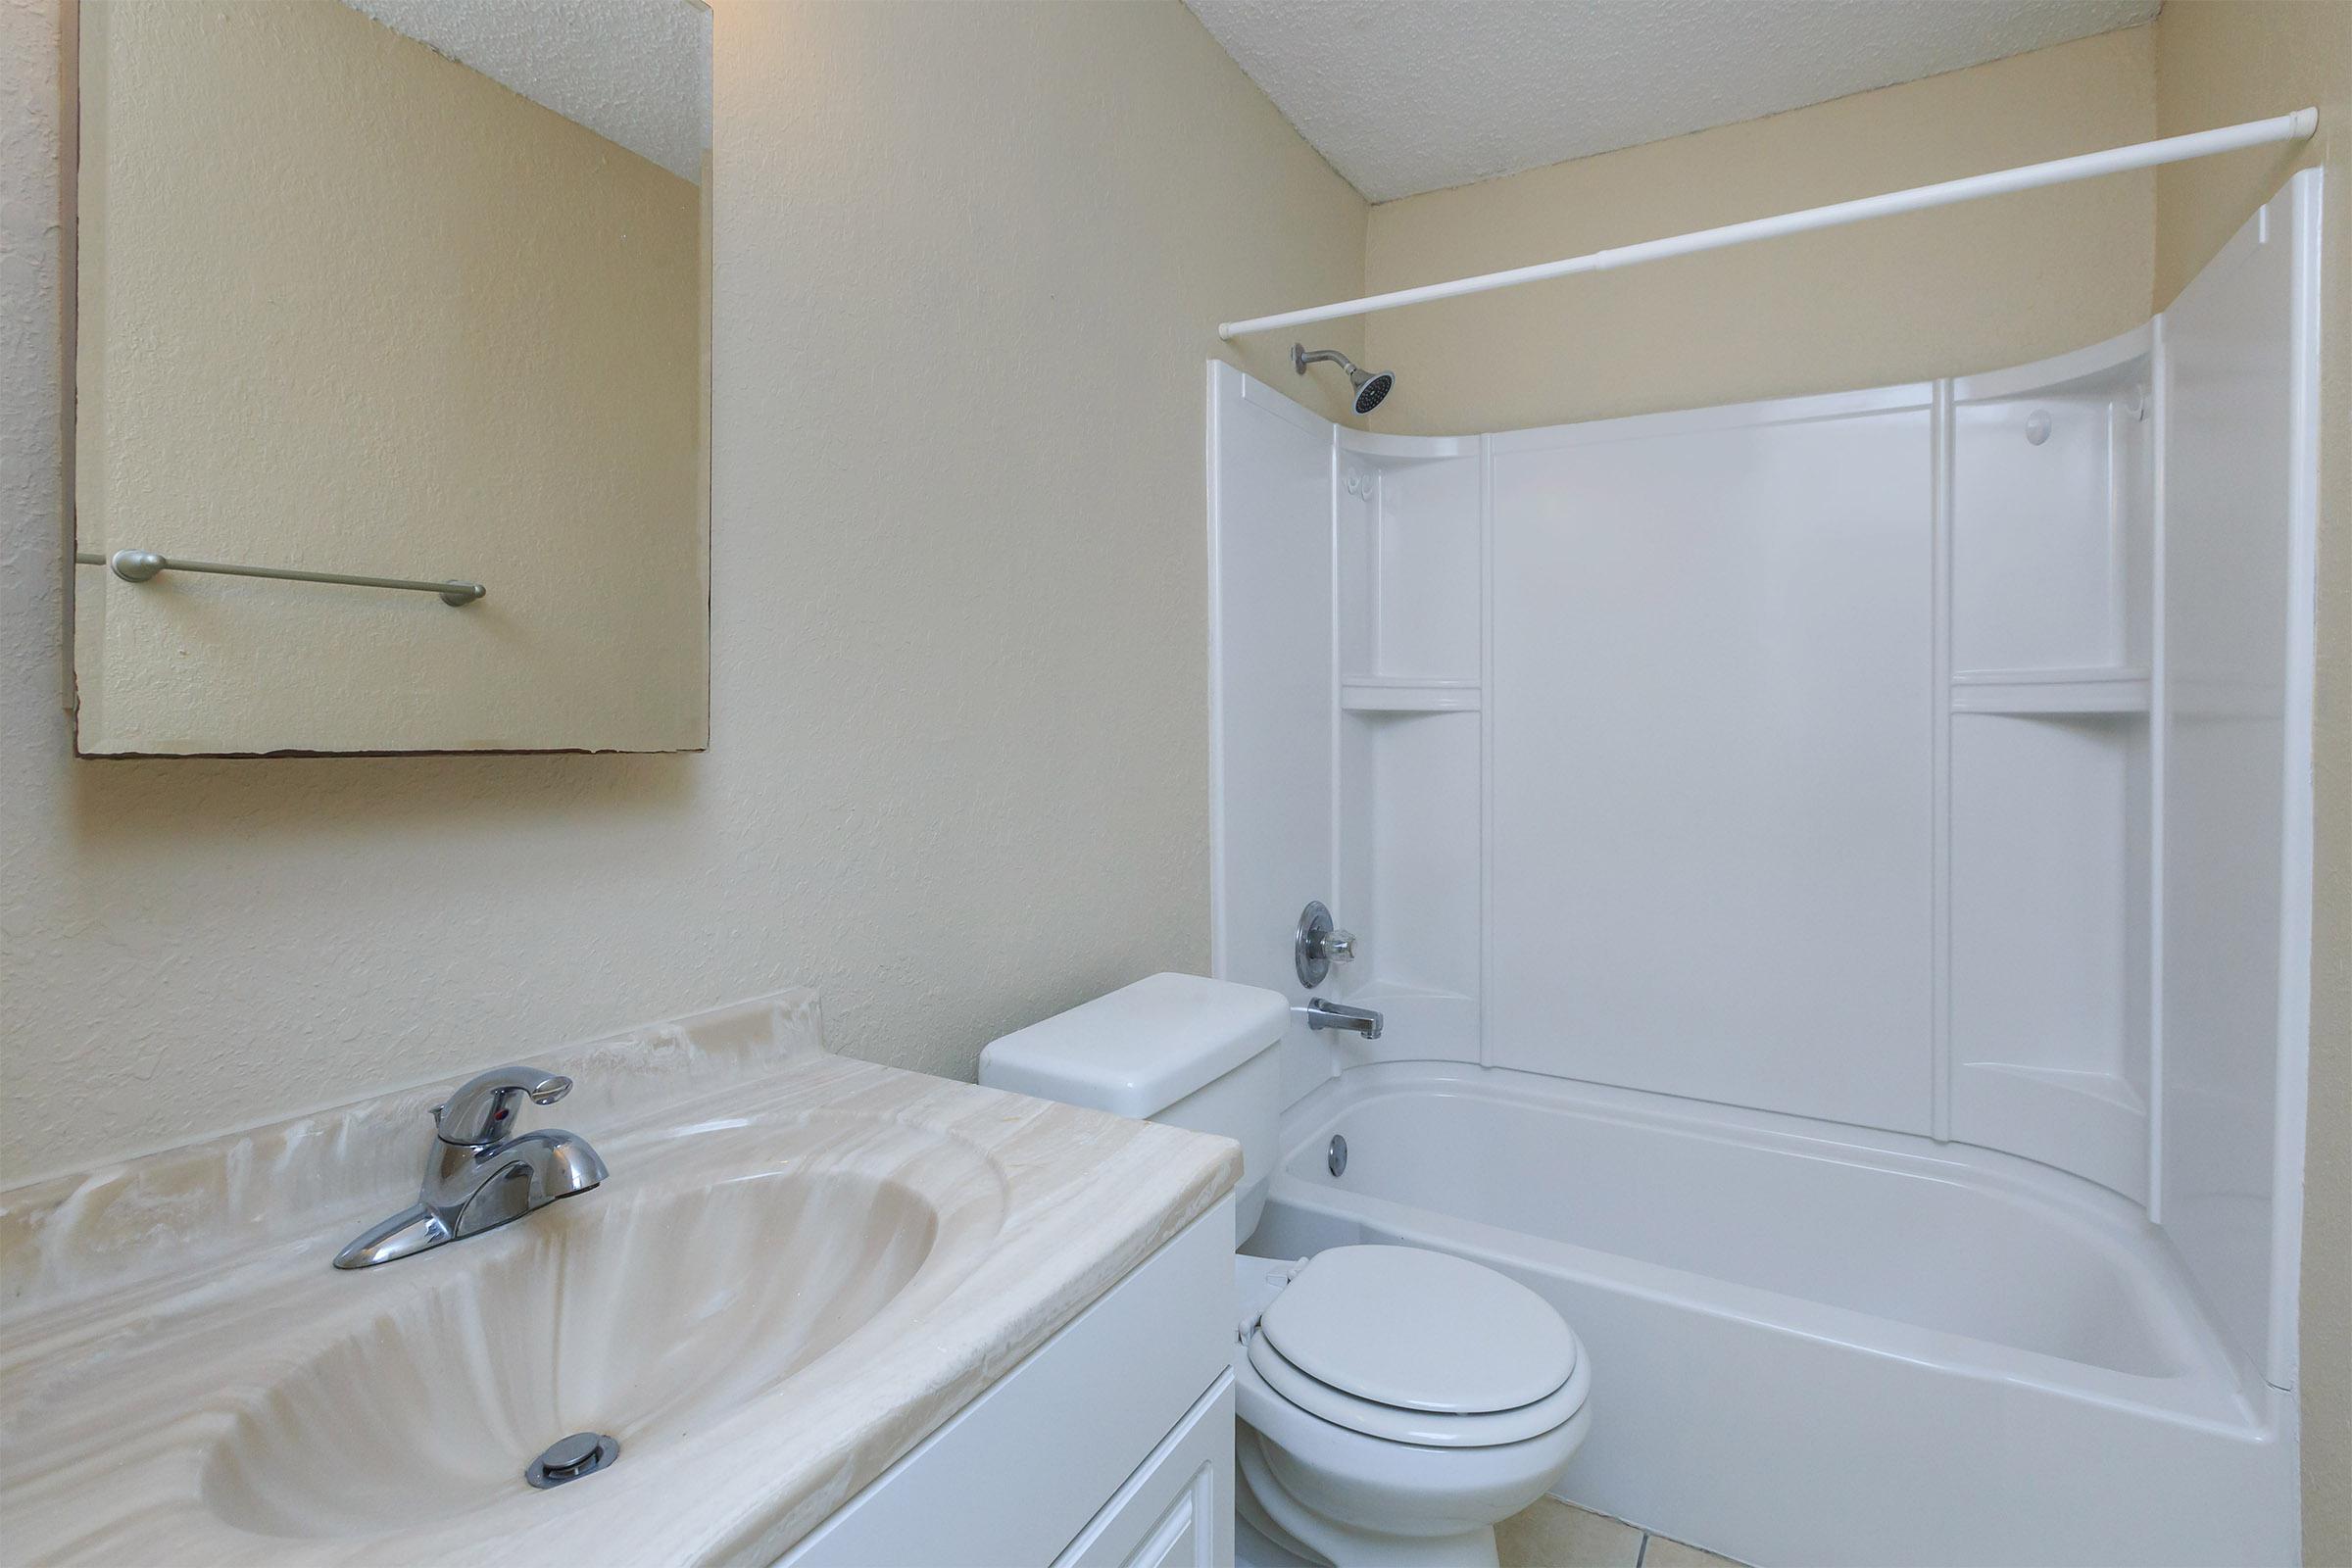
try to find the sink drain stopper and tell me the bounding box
[526,1431,620,1489]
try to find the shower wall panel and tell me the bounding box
[1486,391,1936,1134]
[2156,172,2321,1391]
[1207,363,1338,1109]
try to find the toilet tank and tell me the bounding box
[980,973,1288,1244]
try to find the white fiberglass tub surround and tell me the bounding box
[1250,1064,2288,1568]
[1207,173,2319,1568]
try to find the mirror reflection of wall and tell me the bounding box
[72,0,711,756]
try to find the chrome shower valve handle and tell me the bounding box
[1296,901,1358,988]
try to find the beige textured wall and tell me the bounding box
[0,0,1364,1183]
[1361,27,2157,435]
[2149,6,2352,1559]
[74,0,707,755]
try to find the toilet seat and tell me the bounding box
[1249,1331,1589,1447]
[1246,1246,1587,1448]
[1259,1246,1579,1413]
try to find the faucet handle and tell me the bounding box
[1296,901,1360,987]
[433,1065,573,1148]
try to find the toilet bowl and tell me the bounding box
[979,974,1596,1568]
[1231,1248,1591,1568]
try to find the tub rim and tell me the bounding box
[1263,1060,2271,1435]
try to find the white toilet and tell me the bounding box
[982,973,1592,1568]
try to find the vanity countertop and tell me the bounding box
[0,991,1241,1565]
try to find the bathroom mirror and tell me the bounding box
[68,0,711,755]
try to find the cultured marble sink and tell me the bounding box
[205,1137,985,1540]
[0,992,1239,1566]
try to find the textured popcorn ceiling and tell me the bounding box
[342,0,710,182]
[1186,0,2162,202]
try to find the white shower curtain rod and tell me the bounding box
[1217,108,2319,340]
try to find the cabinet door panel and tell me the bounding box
[1056,1376,1234,1568]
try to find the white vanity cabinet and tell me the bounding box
[777,1200,1236,1568]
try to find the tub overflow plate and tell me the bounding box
[1328,1134,1348,1178]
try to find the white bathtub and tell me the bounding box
[1246,1063,2297,1568]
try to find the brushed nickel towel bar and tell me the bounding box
[75,549,485,606]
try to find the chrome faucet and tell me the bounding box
[333,1065,608,1270]
[1303,997,1384,1041]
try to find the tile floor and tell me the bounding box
[1494,1497,1746,1568]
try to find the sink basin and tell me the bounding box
[202,1149,973,1539]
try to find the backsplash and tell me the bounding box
[0,990,824,1315]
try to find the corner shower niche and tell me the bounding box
[1334,432,1484,1066]
[1946,329,2155,1200]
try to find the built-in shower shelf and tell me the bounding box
[1340,678,1481,713]
[1950,666,2149,715]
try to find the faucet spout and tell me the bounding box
[334,1065,608,1270]
[1302,997,1384,1041]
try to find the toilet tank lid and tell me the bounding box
[979,973,1289,1118]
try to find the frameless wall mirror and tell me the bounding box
[69,0,711,756]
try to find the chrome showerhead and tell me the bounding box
[1293,343,1396,416]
